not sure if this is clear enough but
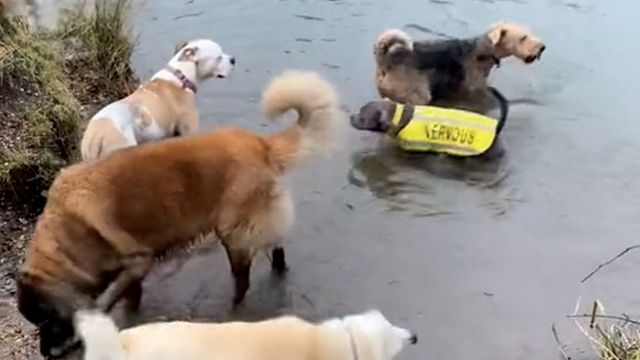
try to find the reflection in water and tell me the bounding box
[347,137,519,217]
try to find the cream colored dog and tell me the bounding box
[75,309,418,360]
[80,38,236,161]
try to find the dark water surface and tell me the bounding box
[68,0,640,358]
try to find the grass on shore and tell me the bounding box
[0,0,137,212]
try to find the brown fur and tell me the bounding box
[373,21,546,107]
[18,71,343,357]
[373,29,432,104]
[375,65,432,105]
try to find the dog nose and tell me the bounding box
[409,334,418,345]
[230,57,236,65]
[539,45,546,54]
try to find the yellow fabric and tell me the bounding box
[391,104,498,156]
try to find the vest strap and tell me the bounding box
[388,104,416,137]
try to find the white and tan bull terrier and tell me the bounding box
[80,39,236,161]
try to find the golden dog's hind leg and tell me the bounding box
[271,247,288,275]
[222,244,252,305]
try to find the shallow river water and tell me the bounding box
[31,0,640,358]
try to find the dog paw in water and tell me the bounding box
[271,247,289,275]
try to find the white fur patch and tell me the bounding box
[135,105,165,143]
[74,311,126,360]
[136,121,165,142]
[91,101,173,145]
[93,102,138,145]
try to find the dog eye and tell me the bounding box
[520,35,528,42]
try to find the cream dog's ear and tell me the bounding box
[487,21,507,46]
[174,40,190,55]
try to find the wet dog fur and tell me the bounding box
[80,39,236,161]
[17,71,344,358]
[374,21,546,111]
[75,309,417,360]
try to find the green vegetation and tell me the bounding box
[0,0,137,211]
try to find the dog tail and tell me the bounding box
[374,29,414,63]
[262,71,344,170]
[74,310,126,360]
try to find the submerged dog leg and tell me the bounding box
[271,247,288,275]
[223,246,252,305]
[95,253,152,312]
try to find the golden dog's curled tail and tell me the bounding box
[74,310,126,360]
[262,71,344,171]
[374,29,414,64]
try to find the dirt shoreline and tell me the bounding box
[0,200,36,360]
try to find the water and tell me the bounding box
[25,0,640,358]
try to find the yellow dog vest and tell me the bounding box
[389,104,498,156]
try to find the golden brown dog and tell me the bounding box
[17,70,343,358]
[374,21,546,110]
[75,309,418,360]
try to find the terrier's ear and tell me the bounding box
[487,24,507,46]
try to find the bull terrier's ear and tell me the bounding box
[174,40,190,55]
[178,46,199,61]
[487,23,507,46]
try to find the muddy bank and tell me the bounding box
[0,298,40,359]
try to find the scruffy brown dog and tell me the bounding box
[374,21,546,110]
[16,71,343,358]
